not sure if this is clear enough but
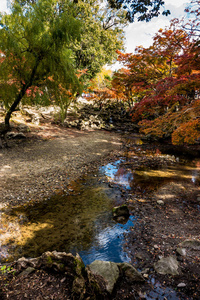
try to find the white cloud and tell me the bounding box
[124,1,188,53]
[0,0,8,13]
[165,0,187,7]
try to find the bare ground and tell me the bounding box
[0,121,122,208]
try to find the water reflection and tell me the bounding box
[101,158,200,192]
[100,160,133,189]
[78,215,135,265]
[146,277,182,300]
[0,175,135,264]
[1,149,199,268]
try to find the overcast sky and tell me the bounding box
[125,0,188,53]
[0,0,188,67]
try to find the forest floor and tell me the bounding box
[0,112,200,299]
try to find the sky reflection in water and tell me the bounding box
[77,214,135,265]
[100,159,133,190]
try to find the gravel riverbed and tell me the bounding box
[0,125,122,208]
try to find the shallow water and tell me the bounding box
[100,159,133,190]
[101,155,200,192]
[0,172,135,264]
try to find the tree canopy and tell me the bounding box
[108,0,170,22]
[70,0,127,79]
[12,0,170,22]
[0,0,83,127]
[0,0,172,129]
[115,17,200,145]
[0,0,128,126]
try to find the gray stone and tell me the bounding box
[154,256,179,275]
[176,247,186,256]
[118,262,145,283]
[6,132,26,139]
[18,267,35,277]
[21,108,41,125]
[179,239,200,250]
[17,124,30,132]
[88,260,119,294]
[177,283,186,288]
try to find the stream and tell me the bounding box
[0,139,199,299]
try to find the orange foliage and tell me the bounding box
[172,119,200,145]
[111,18,200,145]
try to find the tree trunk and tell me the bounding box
[4,60,39,128]
[5,83,30,128]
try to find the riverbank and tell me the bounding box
[0,122,122,208]
[0,115,200,299]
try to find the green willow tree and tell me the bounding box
[13,0,170,22]
[71,0,127,79]
[12,0,128,79]
[0,0,82,128]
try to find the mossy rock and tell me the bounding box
[112,205,130,218]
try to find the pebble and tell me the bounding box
[176,247,186,256]
[177,283,186,288]
[157,200,164,205]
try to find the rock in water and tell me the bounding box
[112,205,130,218]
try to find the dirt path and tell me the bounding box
[0,125,122,207]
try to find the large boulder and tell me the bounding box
[88,260,119,294]
[14,251,105,299]
[6,132,26,140]
[154,256,179,275]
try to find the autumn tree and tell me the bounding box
[0,0,83,128]
[86,67,117,108]
[111,14,200,145]
[133,23,200,144]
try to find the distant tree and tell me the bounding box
[70,0,127,79]
[181,0,200,39]
[0,0,82,128]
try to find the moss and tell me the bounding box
[46,255,53,265]
[74,256,86,277]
